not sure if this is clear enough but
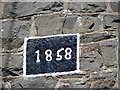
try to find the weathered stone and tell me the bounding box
[80,38,118,71]
[80,32,116,43]
[102,46,117,66]
[81,16,101,30]
[103,15,120,29]
[63,16,101,34]
[0,2,4,19]
[80,44,103,71]
[55,78,90,88]
[0,1,119,89]
[92,71,117,79]
[0,21,2,38]
[0,21,2,50]
[67,2,106,13]
[2,54,23,76]
[99,38,118,47]
[11,77,58,88]
[34,15,64,36]
[0,52,2,76]
[63,16,77,30]
[91,80,117,88]
[100,39,118,67]
[67,2,82,13]
[110,2,120,12]
[0,62,2,77]
[2,21,30,50]
[3,2,63,18]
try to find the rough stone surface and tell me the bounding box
[100,39,118,67]
[3,2,64,18]
[110,2,120,12]
[102,46,117,67]
[67,2,106,13]
[80,38,118,71]
[63,16,77,30]
[1,1,119,89]
[80,44,103,71]
[2,54,23,76]
[2,21,31,50]
[35,15,64,36]
[92,71,117,79]
[0,53,2,76]
[55,78,91,88]
[0,2,4,19]
[63,16,101,34]
[103,15,120,29]
[10,77,58,88]
[80,32,116,43]
[91,80,117,88]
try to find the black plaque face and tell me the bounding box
[23,34,80,77]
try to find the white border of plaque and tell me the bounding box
[23,33,80,77]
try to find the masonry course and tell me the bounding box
[0,1,119,89]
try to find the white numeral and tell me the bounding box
[45,49,52,61]
[35,50,40,63]
[35,48,72,62]
[56,48,64,60]
[65,48,72,60]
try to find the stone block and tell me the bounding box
[55,78,91,88]
[103,15,120,29]
[100,39,118,67]
[2,20,31,50]
[92,71,117,79]
[63,16,101,34]
[0,2,4,19]
[110,2,120,12]
[91,80,117,88]
[80,38,118,71]
[80,32,116,43]
[67,2,106,13]
[2,54,23,76]
[34,15,64,36]
[3,2,63,18]
[10,77,58,88]
[80,44,103,71]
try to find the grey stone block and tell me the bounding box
[63,16,77,30]
[110,2,120,12]
[92,71,117,79]
[0,2,4,19]
[80,38,118,71]
[2,21,30,50]
[0,52,2,76]
[100,39,118,67]
[67,2,106,13]
[91,70,118,88]
[91,80,117,88]
[67,2,82,13]
[80,44,103,71]
[80,32,116,43]
[102,46,117,66]
[63,16,101,34]
[34,15,64,36]
[3,2,63,18]
[2,54,23,76]
[55,78,91,88]
[103,15,120,29]
[11,77,58,88]
[99,38,118,46]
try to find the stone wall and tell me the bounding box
[0,0,119,89]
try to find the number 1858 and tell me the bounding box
[35,48,72,62]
